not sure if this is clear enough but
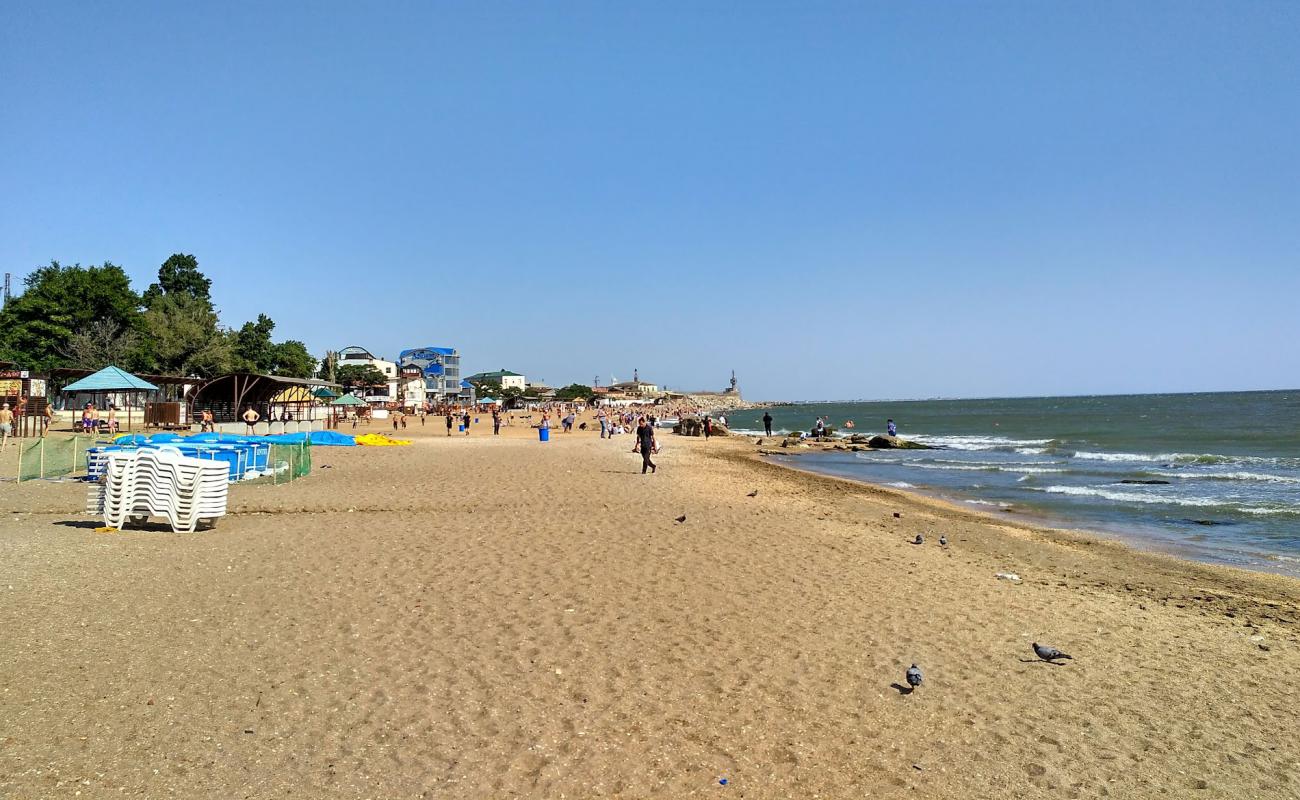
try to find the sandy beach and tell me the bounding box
[2,414,1299,798]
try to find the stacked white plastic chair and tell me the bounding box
[86,447,229,532]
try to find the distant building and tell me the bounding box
[337,345,399,402]
[398,346,466,404]
[465,369,527,391]
[610,367,660,396]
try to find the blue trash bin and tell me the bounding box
[539,427,550,442]
[458,424,465,432]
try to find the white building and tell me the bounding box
[337,345,399,403]
[466,369,527,392]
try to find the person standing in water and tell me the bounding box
[635,416,657,474]
[763,411,773,436]
[887,418,897,437]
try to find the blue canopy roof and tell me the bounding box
[62,365,159,393]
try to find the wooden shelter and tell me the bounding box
[189,373,341,423]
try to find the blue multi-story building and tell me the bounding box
[398,346,470,404]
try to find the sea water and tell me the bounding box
[732,391,1300,576]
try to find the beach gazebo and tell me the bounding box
[61,366,159,432]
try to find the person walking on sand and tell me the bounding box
[703,415,713,439]
[242,406,260,434]
[763,411,773,436]
[462,411,471,435]
[446,412,454,436]
[492,408,501,435]
[635,416,657,474]
[0,402,13,450]
[598,408,608,439]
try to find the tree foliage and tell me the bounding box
[270,340,317,379]
[142,253,212,308]
[141,293,232,377]
[59,319,145,372]
[230,314,277,373]
[0,255,321,382]
[556,383,593,401]
[0,261,145,372]
[336,364,389,391]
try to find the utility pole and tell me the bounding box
[593,375,600,388]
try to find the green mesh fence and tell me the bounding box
[14,436,86,482]
[248,441,313,485]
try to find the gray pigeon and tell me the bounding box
[911,534,924,545]
[905,663,923,688]
[939,534,948,547]
[1032,642,1072,662]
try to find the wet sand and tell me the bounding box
[2,416,1298,798]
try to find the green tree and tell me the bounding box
[556,383,594,401]
[0,261,144,371]
[336,364,388,392]
[317,350,339,382]
[230,314,277,372]
[141,253,212,307]
[142,294,232,377]
[270,340,316,379]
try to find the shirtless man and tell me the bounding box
[0,403,14,449]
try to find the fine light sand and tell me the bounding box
[2,414,1299,798]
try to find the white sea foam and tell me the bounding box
[1071,451,1168,463]
[1237,507,1300,516]
[1001,467,1069,474]
[1151,470,1300,485]
[1072,450,1291,468]
[1016,447,1050,455]
[886,481,915,489]
[906,434,1053,451]
[1035,485,1223,507]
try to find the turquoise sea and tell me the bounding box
[729,391,1300,577]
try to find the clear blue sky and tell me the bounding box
[3,2,1297,400]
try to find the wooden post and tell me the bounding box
[15,438,22,484]
[39,438,44,479]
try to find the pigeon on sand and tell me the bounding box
[906,663,923,689]
[911,533,924,545]
[746,490,758,497]
[1032,642,1072,662]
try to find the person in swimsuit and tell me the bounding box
[0,403,13,449]
[242,406,260,434]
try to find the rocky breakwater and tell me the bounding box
[755,433,930,456]
[859,434,930,450]
[683,392,756,413]
[673,417,731,437]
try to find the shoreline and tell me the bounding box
[751,442,1300,581]
[706,436,1300,602]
